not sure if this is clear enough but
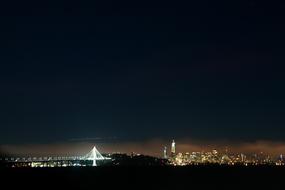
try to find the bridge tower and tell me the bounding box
[84,146,106,166]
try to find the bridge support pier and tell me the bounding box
[92,159,97,167]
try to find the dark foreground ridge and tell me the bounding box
[0,166,284,190]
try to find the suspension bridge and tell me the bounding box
[2,146,111,167]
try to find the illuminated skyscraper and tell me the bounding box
[163,146,167,159]
[280,154,283,162]
[171,140,176,157]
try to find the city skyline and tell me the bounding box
[1,139,284,168]
[1,138,285,158]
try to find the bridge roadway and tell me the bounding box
[3,156,88,162]
[0,146,111,166]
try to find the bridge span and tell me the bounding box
[2,146,111,167]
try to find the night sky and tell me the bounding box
[1,1,285,149]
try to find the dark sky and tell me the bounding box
[1,1,285,145]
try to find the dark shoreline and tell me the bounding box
[1,166,284,190]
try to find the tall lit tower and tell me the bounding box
[171,140,176,157]
[163,146,167,159]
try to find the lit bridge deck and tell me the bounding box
[1,146,111,167]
